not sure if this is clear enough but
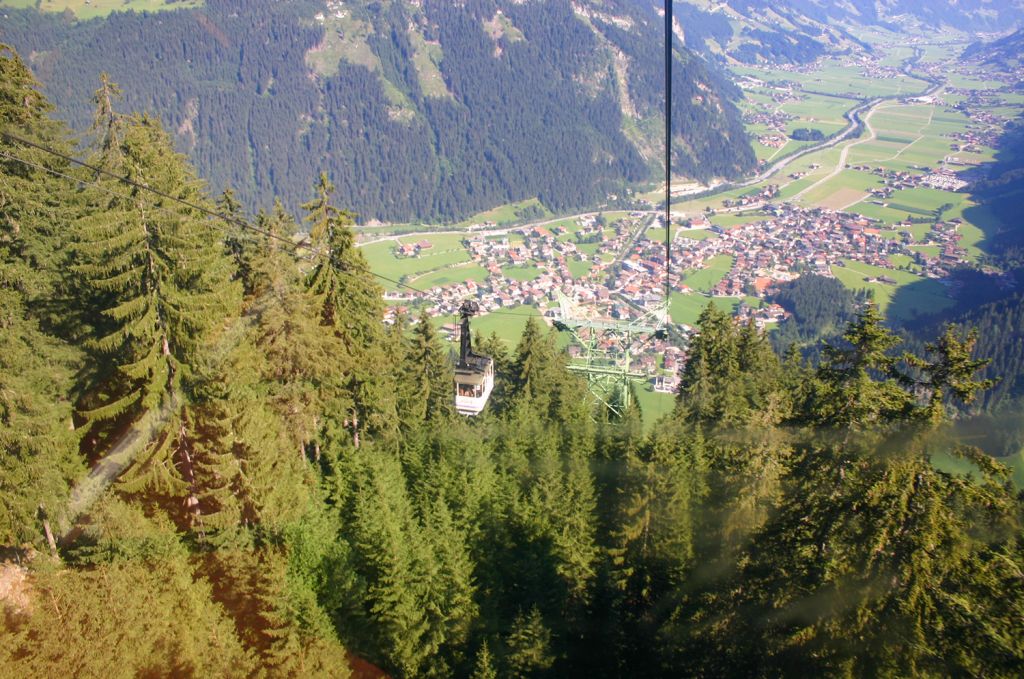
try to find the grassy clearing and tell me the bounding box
[407,28,451,99]
[677,228,716,241]
[908,244,940,258]
[635,384,675,431]
[306,13,380,78]
[669,294,742,326]
[473,305,543,346]
[710,210,770,228]
[601,211,632,223]
[931,449,1024,488]
[831,259,920,299]
[888,254,915,268]
[566,259,593,278]
[551,218,586,237]
[0,0,201,19]
[457,198,549,227]
[501,265,543,282]
[831,259,953,320]
[682,255,734,292]
[360,238,471,289]
[645,227,670,244]
[411,264,489,289]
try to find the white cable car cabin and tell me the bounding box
[454,301,494,416]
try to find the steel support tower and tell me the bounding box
[555,292,668,417]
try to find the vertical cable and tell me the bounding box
[664,0,673,304]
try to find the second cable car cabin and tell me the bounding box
[454,300,494,416]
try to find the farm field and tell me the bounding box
[741,87,854,161]
[798,172,884,209]
[780,95,853,129]
[848,186,977,230]
[0,0,202,19]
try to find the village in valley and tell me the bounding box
[357,31,1024,419]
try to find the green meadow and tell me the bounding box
[831,259,954,320]
[501,266,544,282]
[682,255,734,293]
[457,198,550,227]
[670,294,742,326]
[411,264,489,289]
[360,235,472,289]
[634,385,675,430]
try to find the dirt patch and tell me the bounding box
[0,562,32,615]
[819,187,867,210]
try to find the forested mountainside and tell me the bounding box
[3,47,1024,677]
[965,29,1024,70]
[658,1,871,65]
[0,0,755,222]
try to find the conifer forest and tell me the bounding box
[2,21,1024,679]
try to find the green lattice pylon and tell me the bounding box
[555,291,668,417]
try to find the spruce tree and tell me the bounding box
[405,310,455,424]
[812,304,911,428]
[303,172,394,442]
[673,319,1024,677]
[0,46,83,545]
[506,606,555,677]
[470,641,498,679]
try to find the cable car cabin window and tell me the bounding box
[454,353,494,416]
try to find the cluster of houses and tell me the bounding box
[379,192,980,385]
[395,240,434,258]
[382,192,974,361]
[615,201,969,321]
[383,213,634,323]
[843,56,906,84]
